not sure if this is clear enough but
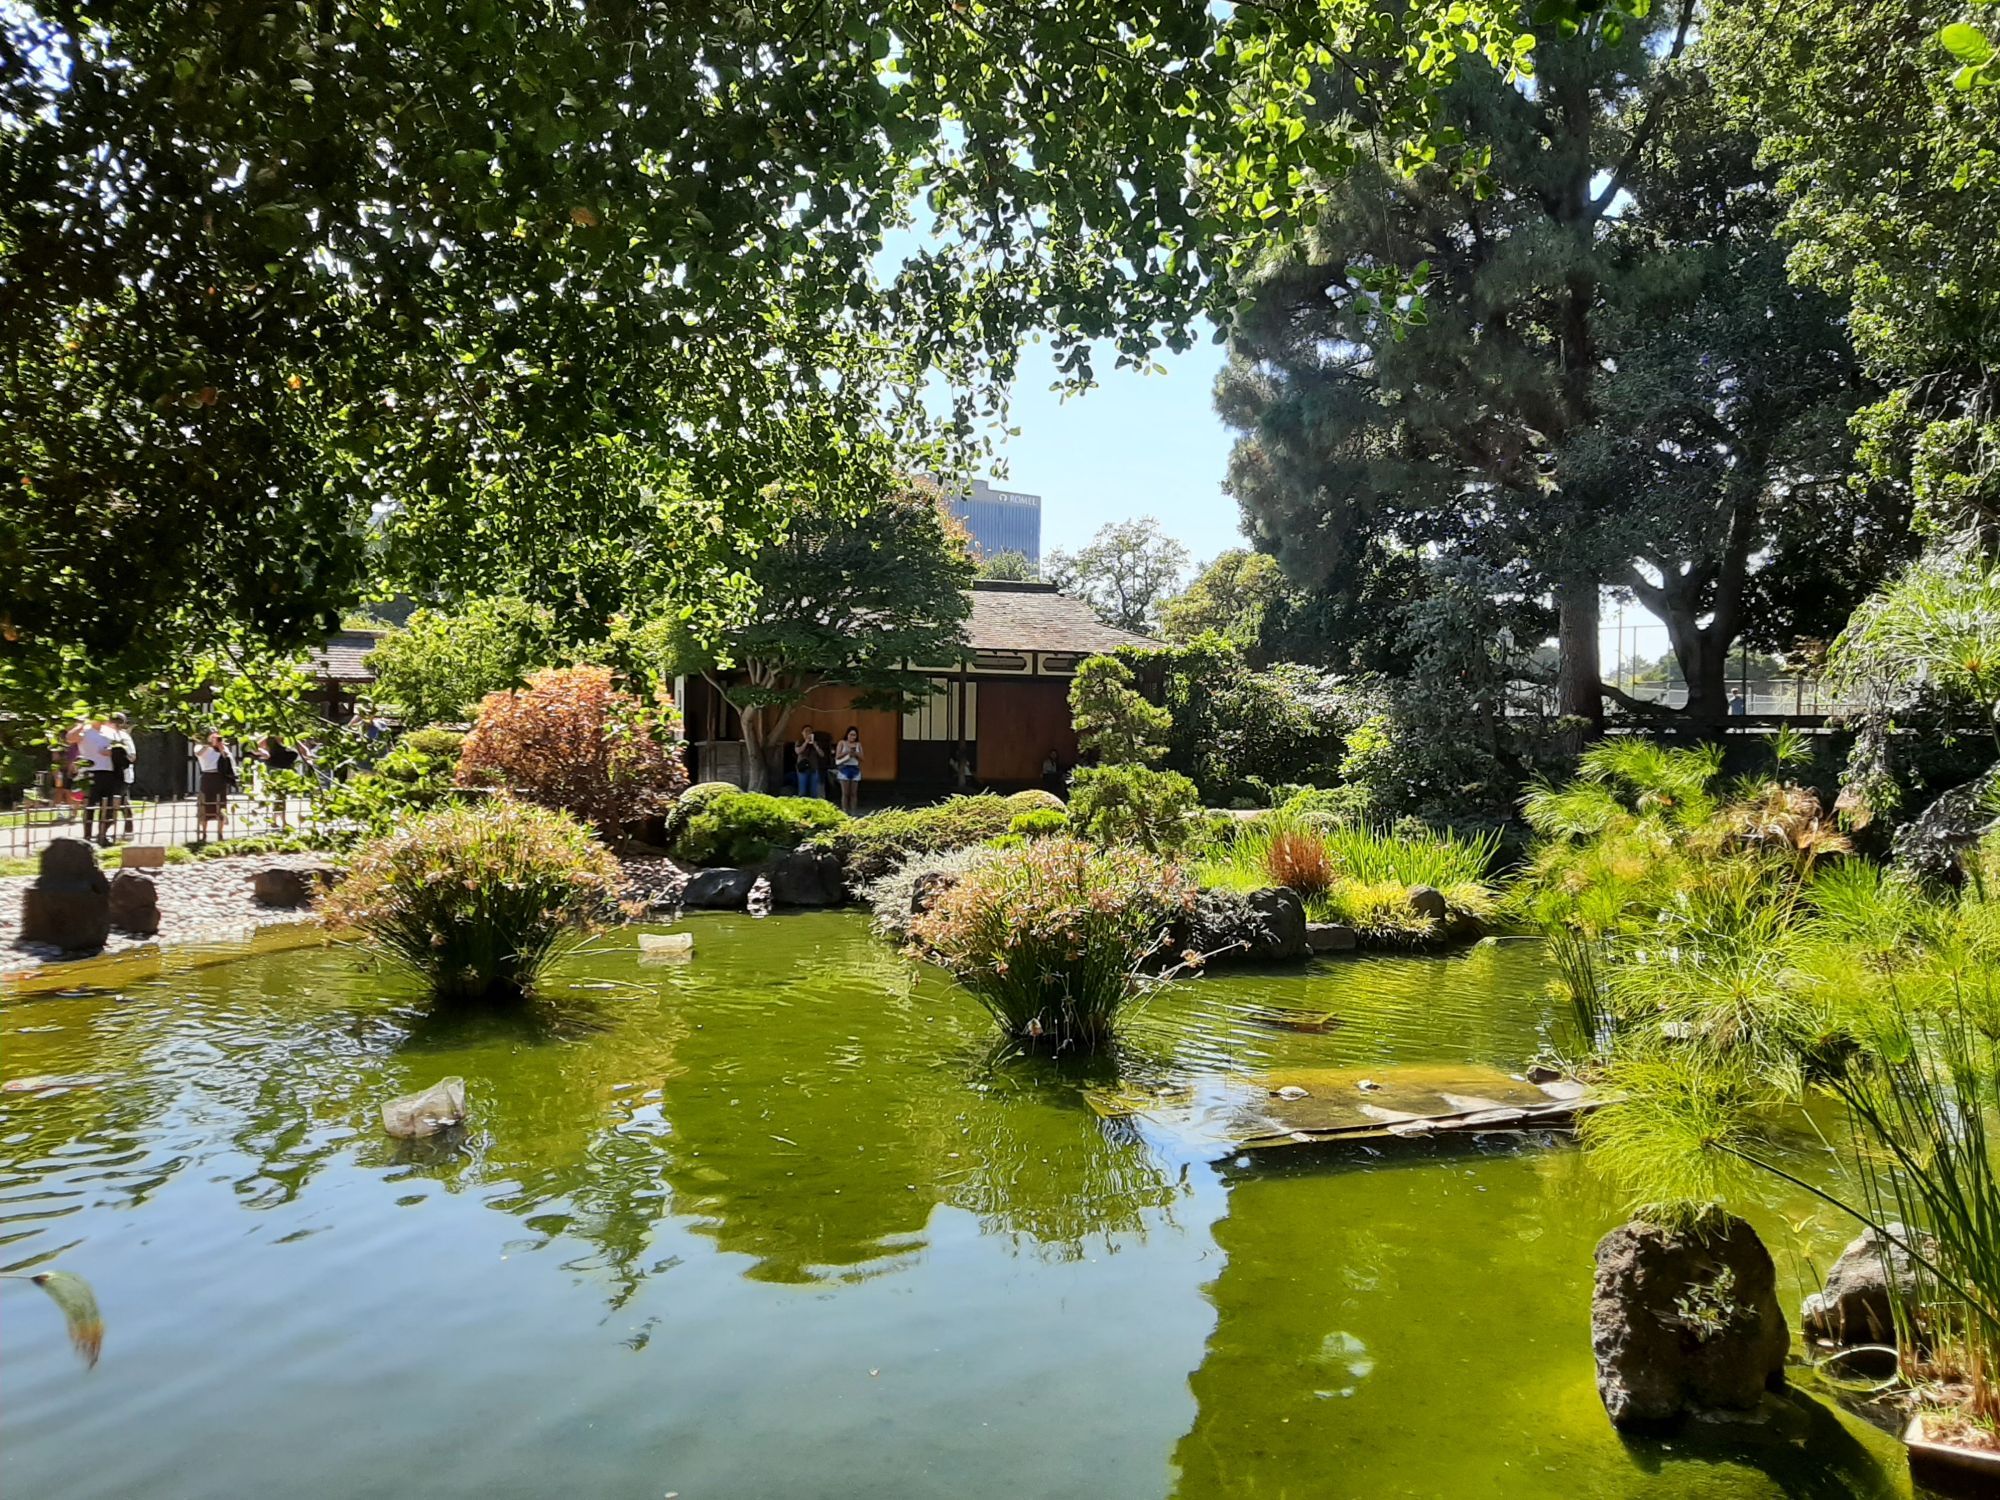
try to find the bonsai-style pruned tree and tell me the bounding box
[1069,655,1169,765]
[662,480,974,791]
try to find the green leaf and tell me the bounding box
[1941,23,1992,64]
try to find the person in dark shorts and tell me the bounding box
[195,732,236,842]
[68,714,122,845]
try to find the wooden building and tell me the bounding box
[678,580,1157,790]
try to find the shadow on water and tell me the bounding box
[1617,1392,1906,1500]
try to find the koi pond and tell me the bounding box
[1,914,1920,1497]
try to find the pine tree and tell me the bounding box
[1216,5,1891,727]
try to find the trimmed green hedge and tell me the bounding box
[674,790,847,866]
[811,794,1017,882]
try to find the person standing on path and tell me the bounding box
[833,725,864,813]
[66,715,121,845]
[794,728,825,800]
[195,731,236,843]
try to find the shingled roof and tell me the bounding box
[964,580,1158,655]
[306,629,383,682]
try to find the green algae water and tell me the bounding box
[0,916,1915,1498]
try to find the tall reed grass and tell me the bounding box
[321,798,623,1001]
[907,837,1195,1051]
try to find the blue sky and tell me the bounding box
[978,332,1674,669]
[980,328,1242,565]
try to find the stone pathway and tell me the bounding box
[2,851,692,974]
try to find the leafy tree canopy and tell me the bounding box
[0,0,1577,716]
[976,550,1036,582]
[1219,10,1905,719]
[1159,549,1286,651]
[1709,0,2000,539]
[1046,517,1190,635]
[654,478,974,789]
[364,596,561,727]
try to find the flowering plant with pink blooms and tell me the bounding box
[907,837,1195,1051]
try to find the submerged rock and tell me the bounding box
[1185,887,1308,964]
[381,1077,467,1139]
[1591,1216,1789,1428]
[1802,1224,1925,1348]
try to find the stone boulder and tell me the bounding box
[107,872,160,936]
[682,867,756,910]
[1802,1225,1924,1348]
[1306,921,1359,954]
[1891,764,2000,886]
[1407,885,1449,922]
[252,865,335,909]
[19,838,110,952]
[1592,1216,1789,1428]
[767,848,845,908]
[1185,887,1308,965]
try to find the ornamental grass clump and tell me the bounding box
[320,798,623,1002]
[907,837,1195,1051]
[1263,828,1335,898]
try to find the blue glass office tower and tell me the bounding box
[946,480,1042,566]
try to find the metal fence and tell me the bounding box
[1614,678,1860,717]
[1,776,310,861]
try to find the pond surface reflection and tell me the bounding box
[0,916,1912,1498]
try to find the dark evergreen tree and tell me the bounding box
[1217,6,1904,723]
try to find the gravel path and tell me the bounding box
[2,851,691,974]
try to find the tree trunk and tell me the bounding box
[1676,624,1732,722]
[1556,578,1603,737]
[739,705,792,794]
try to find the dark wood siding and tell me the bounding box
[974,680,1076,783]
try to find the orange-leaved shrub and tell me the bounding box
[457,666,687,833]
[907,836,1195,1051]
[1263,829,1335,898]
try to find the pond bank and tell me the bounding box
[1,851,690,975]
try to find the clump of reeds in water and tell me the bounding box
[906,836,1195,1052]
[321,798,624,1002]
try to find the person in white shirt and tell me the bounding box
[195,731,236,843]
[66,715,121,845]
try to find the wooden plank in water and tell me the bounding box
[1225,1063,1598,1149]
